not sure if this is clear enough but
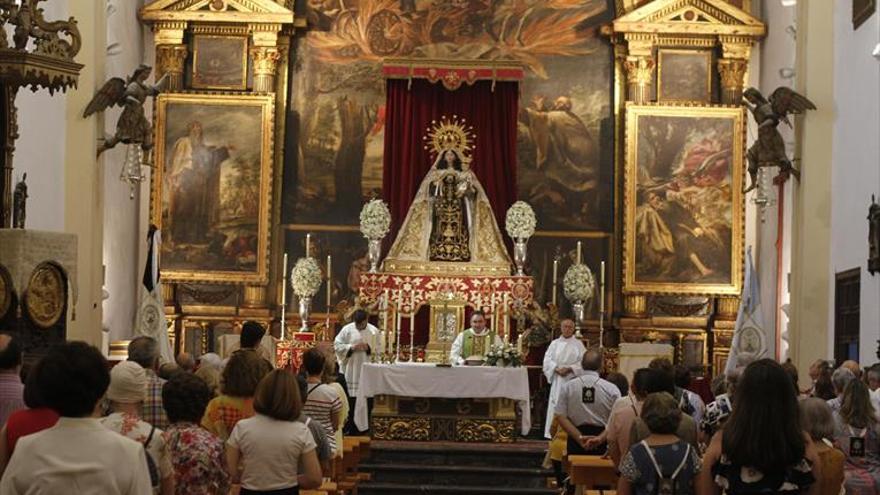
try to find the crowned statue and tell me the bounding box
[384,117,511,275]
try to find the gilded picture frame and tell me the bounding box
[191,35,249,90]
[657,49,713,103]
[623,104,744,296]
[151,93,275,284]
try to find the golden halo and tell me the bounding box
[422,115,475,162]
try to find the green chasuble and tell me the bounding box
[461,329,496,358]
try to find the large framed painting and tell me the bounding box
[191,35,249,90]
[623,104,744,296]
[152,93,275,284]
[283,0,616,231]
[657,49,713,103]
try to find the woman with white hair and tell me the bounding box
[195,353,223,396]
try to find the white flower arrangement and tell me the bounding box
[359,199,392,240]
[485,343,522,367]
[505,201,537,240]
[563,263,595,302]
[290,257,323,297]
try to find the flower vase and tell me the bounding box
[572,300,585,338]
[298,296,312,332]
[497,358,507,368]
[513,238,527,276]
[368,238,382,273]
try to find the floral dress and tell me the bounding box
[164,422,230,495]
[712,454,815,493]
[832,415,880,495]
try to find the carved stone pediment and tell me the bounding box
[614,0,765,36]
[140,0,294,24]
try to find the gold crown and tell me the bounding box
[423,115,475,162]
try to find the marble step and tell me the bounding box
[359,482,559,495]
[367,440,550,468]
[360,462,553,488]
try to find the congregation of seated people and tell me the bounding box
[552,352,880,495]
[0,319,879,495]
[0,321,355,495]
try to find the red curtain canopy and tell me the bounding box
[381,59,522,241]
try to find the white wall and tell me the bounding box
[755,0,799,361]
[102,0,150,341]
[831,0,880,364]
[14,1,67,233]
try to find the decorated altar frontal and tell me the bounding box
[355,363,530,443]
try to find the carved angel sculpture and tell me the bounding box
[742,86,816,192]
[83,65,168,156]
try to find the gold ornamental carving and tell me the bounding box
[372,417,431,441]
[25,263,65,328]
[718,57,748,104]
[242,285,267,308]
[624,56,655,103]
[716,296,740,320]
[624,294,648,317]
[456,419,515,443]
[250,46,280,93]
[155,44,187,91]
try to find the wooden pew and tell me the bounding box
[567,455,618,494]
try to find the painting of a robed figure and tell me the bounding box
[624,105,744,296]
[152,94,274,283]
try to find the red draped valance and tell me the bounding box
[382,58,524,91]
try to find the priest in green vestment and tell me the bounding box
[449,311,503,366]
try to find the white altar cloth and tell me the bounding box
[354,362,531,435]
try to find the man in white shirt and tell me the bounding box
[334,309,383,433]
[1,342,153,495]
[334,309,383,397]
[555,348,620,456]
[542,319,585,438]
[450,311,503,366]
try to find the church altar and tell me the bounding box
[357,272,533,359]
[354,362,530,443]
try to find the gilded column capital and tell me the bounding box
[623,294,648,317]
[155,44,188,91]
[717,58,748,104]
[716,296,741,321]
[250,46,281,93]
[624,56,655,103]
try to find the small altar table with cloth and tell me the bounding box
[354,362,530,443]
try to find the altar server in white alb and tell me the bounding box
[334,309,383,397]
[542,319,586,438]
[450,310,503,366]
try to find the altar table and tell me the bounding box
[354,363,531,442]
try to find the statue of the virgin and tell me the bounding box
[384,127,511,275]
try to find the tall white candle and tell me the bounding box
[576,241,582,265]
[552,258,558,306]
[326,255,332,331]
[281,253,288,341]
[396,297,402,362]
[306,233,312,258]
[409,311,416,362]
